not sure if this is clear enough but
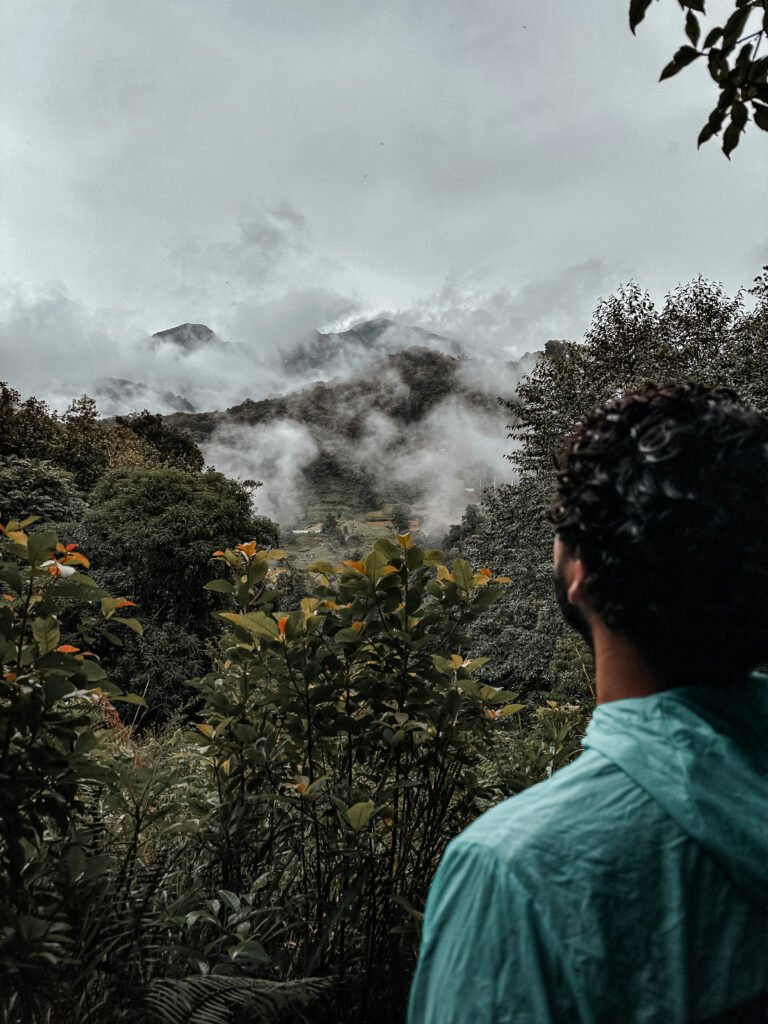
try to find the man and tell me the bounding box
[408,384,768,1023]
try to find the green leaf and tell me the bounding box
[685,10,700,47]
[217,889,242,913]
[697,121,716,146]
[752,102,768,131]
[364,548,391,583]
[703,27,724,49]
[231,939,270,963]
[334,628,362,644]
[373,538,401,561]
[464,657,490,673]
[32,615,60,653]
[722,7,751,50]
[431,654,452,673]
[112,616,144,635]
[203,579,235,594]
[53,576,108,601]
[73,659,108,682]
[629,0,653,34]
[497,703,526,718]
[112,693,147,706]
[44,675,76,701]
[470,586,502,612]
[0,565,23,594]
[28,531,58,567]
[307,561,337,575]
[451,558,473,592]
[406,546,424,570]
[346,800,375,830]
[659,45,701,81]
[18,515,41,528]
[722,115,743,157]
[241,611,280,639]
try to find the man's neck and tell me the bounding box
[590,621,669,705]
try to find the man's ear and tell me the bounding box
[567,556,588,607]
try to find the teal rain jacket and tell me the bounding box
[408,676,768,1023]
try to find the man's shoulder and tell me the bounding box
[456,746,672,875]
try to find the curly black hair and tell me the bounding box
[549,383,768,686]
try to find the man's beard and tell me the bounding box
[553,567,594,652]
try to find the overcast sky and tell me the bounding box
[1,0,767,399]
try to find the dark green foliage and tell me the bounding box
[442,503,481,555]
[107,622,208,723]
[145,976,331,1024]
[0,457,87,524]
[57,396,110,490]
[0,521,144,1019]
[114,410,205,472]
[191,536,515,1022]
[82,467,279,629]
[270,564,314,611]
[461,478,593,702]
[390,502,413,533]
[0,383,61,461]
[630,0,768,156]
[506,273,768,477]
[221,347,471,438]
[470,273,767,703]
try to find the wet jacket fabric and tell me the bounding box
[408,676,768,1023]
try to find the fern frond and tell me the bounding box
[146,975,329,1024]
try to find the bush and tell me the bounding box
[0,457,87,524]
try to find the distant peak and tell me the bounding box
[152,323,217,351]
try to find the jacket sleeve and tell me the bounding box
[407,838,581,1024]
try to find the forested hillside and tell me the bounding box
[1,271,766,1023]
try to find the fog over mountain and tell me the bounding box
[157,318,539,527]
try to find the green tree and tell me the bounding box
[114,410,205,473]
[0,383,61,462]
[56,396,110,491]
[107,621,208,723]
[193,534,514,1021]
[0,458,87,524]
[81,467,279,629]
[390,502,413,534]
[506,272,768,477]
[460,478,593,702]
[469,273,767,704]
[631,0,768,155]
[0,518,143,1017]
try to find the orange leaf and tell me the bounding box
[62,551,90,568]
[4,672,17,682]
[115,599,137,609]
[236,541,259,558]
[212,549,226,557]
[56,644,80,654]
[343,560,365,573]
[65,543,78,552]
[352,621,364,634]
[478,567,493,578]
[278,616,289,635]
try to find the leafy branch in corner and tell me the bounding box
[630,0,768,156]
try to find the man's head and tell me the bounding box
[548,383,768,687]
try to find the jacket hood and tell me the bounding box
[583,673,768,909]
